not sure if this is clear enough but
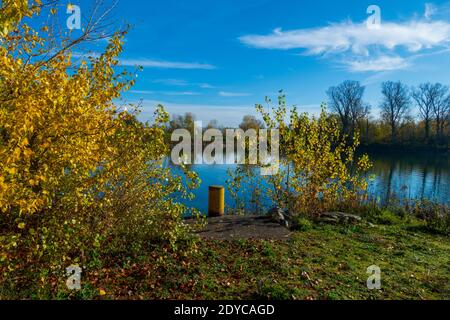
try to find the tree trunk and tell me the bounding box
[391,124,396,144]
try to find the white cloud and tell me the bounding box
[163,91,200,96]
[129,90,155,95]
[239,21,450,54]
[152,79,216,89]
[239,18,450,72]
[345,55,410,72]
[120,58,216,70]
[128,90,200,96]
[152,79,189,86]
[424,3,438,19]
[199,83,215,89]
[218,91,252,97]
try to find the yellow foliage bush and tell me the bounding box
[0,1,201,297]
[256,92,372,217]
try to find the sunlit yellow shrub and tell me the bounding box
[0,1,201,297]
[256,92,372,218]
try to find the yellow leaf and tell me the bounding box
[20,138,29,147]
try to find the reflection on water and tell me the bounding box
[365,151,449,205]
[171,151,450,213]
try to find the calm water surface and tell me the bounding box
[172,151,450,214]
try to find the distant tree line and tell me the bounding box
[327,80,450,149]
[167,80,450,151]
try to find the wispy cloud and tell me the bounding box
[152,79,189,86]
[218,91,252,97]
[129,90,200,96]
[239,21,450,54]
[129,90,155,95]
[239,16,450,72]
[424,3,438,19]
[152,79,215,89]
[199,83,215,89]
[120,58,216,70]
[345,55,410,72]
[163,91,201,96]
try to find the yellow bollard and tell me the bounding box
[208,185,224,217]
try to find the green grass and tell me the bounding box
[2,220,448,300]
[70,222,449,300]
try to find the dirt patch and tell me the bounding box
[186,215,292,240]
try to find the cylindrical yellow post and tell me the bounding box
[208,185,224,217]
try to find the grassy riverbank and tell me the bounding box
[11,217,447,300]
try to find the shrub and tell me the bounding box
[226,165,265,215]
[292,217,313,231]
[0,2,201,297]
[409,200,449,234]
[370,209,403,225]
[256,92,371,219]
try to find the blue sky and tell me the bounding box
[66,0,450,126]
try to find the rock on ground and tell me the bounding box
[318,212,362,224]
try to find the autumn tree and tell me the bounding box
[326,80,369,140]
[430,84,449,142]
[380,81,411,143]
[412,83,439,142]
[239,115,264,131]
[169,112,196,133]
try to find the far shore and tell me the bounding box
[357,143,449,155]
